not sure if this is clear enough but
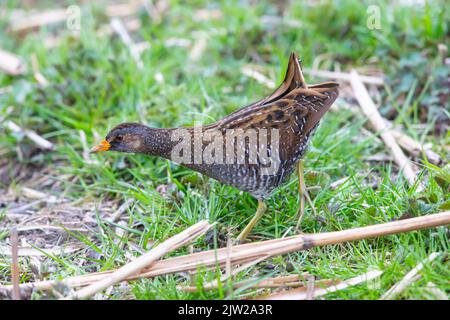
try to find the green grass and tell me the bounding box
[0,0,449,300]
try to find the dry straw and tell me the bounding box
[3,210,449,295]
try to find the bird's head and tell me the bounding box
[90,123,148,154]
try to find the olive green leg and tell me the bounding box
[236,200,266,243]
[295,160,306,231]
[295,160,318,232]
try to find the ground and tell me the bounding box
[0,0,449,300]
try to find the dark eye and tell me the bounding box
[114,135,123,143]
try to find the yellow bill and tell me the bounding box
[90,139,110,153]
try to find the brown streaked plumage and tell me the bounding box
[91,52,339,241]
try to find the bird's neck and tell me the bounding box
[138,127,180,159]
[139,126,210,166]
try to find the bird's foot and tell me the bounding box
[235,200,266,244]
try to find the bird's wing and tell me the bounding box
[218,85,338,162]
[211,52,306,127]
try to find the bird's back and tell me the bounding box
[183,53,339,199]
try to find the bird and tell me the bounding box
[91,52,339,242]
